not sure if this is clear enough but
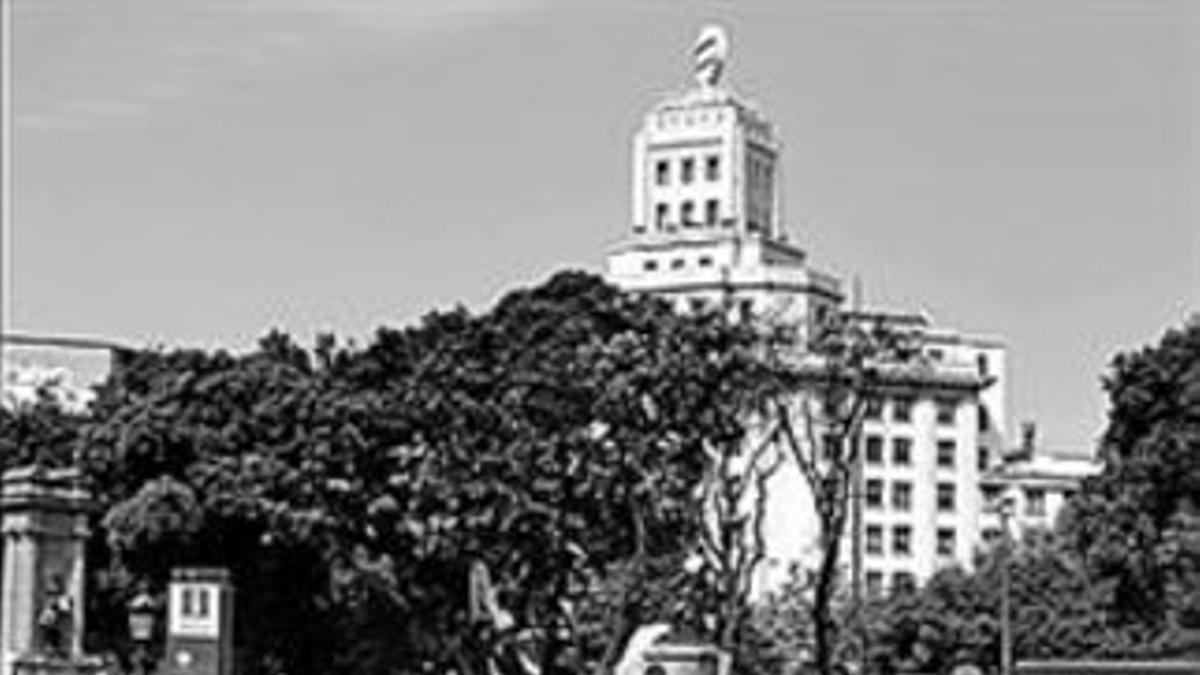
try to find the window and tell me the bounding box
[892,525,911,555]
[705,199,719,226]
[936,398,957,425]
[892,481,912,512]
[893,396,913,423]
[182,587,211,619]
[688,298,706,314]
[977,354,990,377]
[937,483,956,512]
[982,527,1002,544]
[866,571,884,598]
[705,154,720,181]
[681,157,695,184]
[983,485,1003,503]
[865,436,884,465]
[655,160,670,186]
[1026,488,1046,517]
[866,480,883,509]
[866,525,883,555]
[977,446,990,472]
[643,259,658,272]
[928,348,945,361]
[893,572,916,594]
[978,404,991,433]
[655,203,668,229]
[671,258,685,270]
[937,440,956,468]
[698,256,713,268]
[864,397,883,420]
[937,528,956,557]
[680,200,695,226]
[892,438,912,466]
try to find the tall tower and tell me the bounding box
[607,26,842,334]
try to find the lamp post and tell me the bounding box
[128,588,157,675]
[996,495,1015,675]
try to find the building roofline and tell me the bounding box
[1,332,132,353]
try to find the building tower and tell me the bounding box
[607,26,842,338]
[608,26,1012,595]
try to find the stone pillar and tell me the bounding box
[1,466,94,675]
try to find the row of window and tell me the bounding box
[642,255,715,273]
[655,155,721,186]
[864,395,959,425]
[866,571,915,597]
[863,436,990,471]
[865,479,957,512]
[652,199,725,229]
[982,485,1048,517]
[865,524,957,557]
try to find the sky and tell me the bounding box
[6,0,1199,453]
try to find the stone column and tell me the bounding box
[1,466,94,675]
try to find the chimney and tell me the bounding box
[1020,421,1037,455]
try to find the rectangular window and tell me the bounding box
[671,258,685,270]
[705,154,720,181]
[698,256,713,268]
[705,199,719,226]
[866,525,883,555]
[983,485,1003,503]
[893,572,916,594]
[1026,488,1046,516]
[977,354,990,377]
[738,299,753,323]
[937,440,956,468]
[936,398,957,425]
[866,479,883,509]
[937,483,956,512]
[866,571,884,598]
[892,438,912,466]
[680,200,695,226]
[688,298,706,314]
[892,481,912,511]
[937,528,956,557]
[865,436,883,465]
[681,157,695,184]
[822,434,841,461]
[655,160,669,186]
[893,396,913,423]
[978,404,991,433]
[892,525,911,556]
[977,446,990,472]
[655,203,668,229]
[643,259,658,272]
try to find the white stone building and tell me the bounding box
[606,27,1013,594]
[979,424,1103,544]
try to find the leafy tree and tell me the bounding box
[68,271,772,675]
[767,312,921,675]
[1061,317,1200,633]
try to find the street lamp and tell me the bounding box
[994,495,1015,675]
[128,588,157,675]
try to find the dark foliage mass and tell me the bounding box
[2,271,772,675]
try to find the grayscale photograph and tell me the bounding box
[1,2,1197,675]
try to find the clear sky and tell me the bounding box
[8,0,1199,452]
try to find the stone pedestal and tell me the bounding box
[1,466,96,675]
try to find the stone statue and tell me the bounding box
[37,573,74,656]
[693,25,729,88]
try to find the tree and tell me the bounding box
[1061,317,1200,635]
[767,312,920,675]
[71,271,774,675]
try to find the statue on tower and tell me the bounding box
[692,25,729,89]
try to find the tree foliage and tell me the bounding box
[1061,317,1200,631]
[2,271,780,675]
